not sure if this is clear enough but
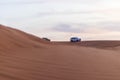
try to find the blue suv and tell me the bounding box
[70,37,81,42]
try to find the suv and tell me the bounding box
[70,37,81,42]
[42,38,51,41]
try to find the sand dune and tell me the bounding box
[54,41,120,49]
[0,25,49,49]
[1,25,120,80]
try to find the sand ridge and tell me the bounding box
[0,25,50,49]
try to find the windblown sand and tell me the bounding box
[0,25,120,80]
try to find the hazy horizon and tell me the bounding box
[1,0,120,41]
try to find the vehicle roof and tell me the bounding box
[71,37,80,38]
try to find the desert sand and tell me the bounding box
[0,25,120,80]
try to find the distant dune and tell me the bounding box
[1,24,120,80]
[53,41,120,49]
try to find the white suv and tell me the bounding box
[70,37,81,42]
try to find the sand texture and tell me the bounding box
[0,25,120,80]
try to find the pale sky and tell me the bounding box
[1,0,120,41]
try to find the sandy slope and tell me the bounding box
[1,25,120,80]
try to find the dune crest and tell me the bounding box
[0,25,49,49]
